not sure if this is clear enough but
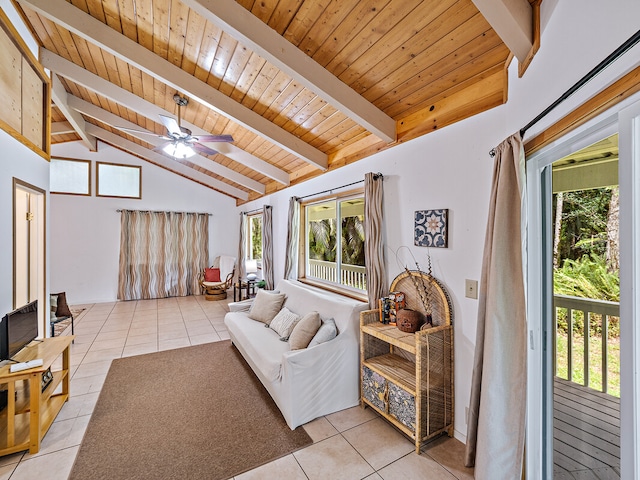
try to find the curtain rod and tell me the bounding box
[297,172,383,200]
[116,209,212,216]
[243,208,264,215]
[490,28,640,157]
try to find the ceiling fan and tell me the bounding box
[118,94,233,159]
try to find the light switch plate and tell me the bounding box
[465,279,478,299]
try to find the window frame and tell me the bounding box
[96,162,142,199]
[50,157,91,196]
[299,188,367,300]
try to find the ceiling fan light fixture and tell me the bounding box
[163,141,196,159]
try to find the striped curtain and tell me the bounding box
[262,205,274,289]
[117,210,209,300]
[364,172,387,308]
[236,212,247,283]
[283,197,301,280]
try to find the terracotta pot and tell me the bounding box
[396,309,424,333]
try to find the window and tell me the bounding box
[247,214,262,260]
[50,157,91,195]
[97,162,141,199]
[304,193,366,292]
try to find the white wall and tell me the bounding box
[49,141,238,304]
[236,0,640,443]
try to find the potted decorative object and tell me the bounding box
[396,309,424,333]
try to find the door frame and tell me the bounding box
[13,178,47,338]
[525,99,638,477]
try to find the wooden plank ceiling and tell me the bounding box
[14,0,538,203]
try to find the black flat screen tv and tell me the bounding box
[0,300,39,361]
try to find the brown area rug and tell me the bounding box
[53,307,85,336]
[69,341,312,480]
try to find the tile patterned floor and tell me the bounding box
[0,295,473,480]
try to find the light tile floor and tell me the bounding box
[0,295,473,480]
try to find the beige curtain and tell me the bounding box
[262,205,274,289]
[283,197,300,280]
[117,210,209,300]
[465,133,527,478]
[364,172,387,308]
[236,212,247,283]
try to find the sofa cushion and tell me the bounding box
[269,307,300,340]
[308,317,338,347]
[225,312,289,382]
[248,290,286,324]
[289,312,321,350]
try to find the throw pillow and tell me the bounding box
[50,294,58,321]
[308,317,338,347]
[269,307,300,340]
[289,311,321,350]
[248,290,286,324]
[204,267,221,282]
[54,292,73,317]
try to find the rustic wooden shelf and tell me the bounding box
[0,336,73,455]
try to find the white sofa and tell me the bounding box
[224,279,368,429]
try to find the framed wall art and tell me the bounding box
[414,209,448,248]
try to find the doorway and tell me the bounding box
[526,96,640,479]
[13,179,46,338]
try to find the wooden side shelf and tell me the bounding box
[0,336,73,455]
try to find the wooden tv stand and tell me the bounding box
[0,336,73,455]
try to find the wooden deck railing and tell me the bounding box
[553,294,620,394]
[308,259,366,291]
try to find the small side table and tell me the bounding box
[233,279,256,302]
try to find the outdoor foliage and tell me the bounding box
[308,215,365,266]
[250,216,262,259]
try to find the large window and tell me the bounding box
[304,194,366,292]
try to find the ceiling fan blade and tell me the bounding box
[158,115,182,136]
[194,134,234,143]
[191,142,220,156]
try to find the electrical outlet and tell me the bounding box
[465,279,478,299]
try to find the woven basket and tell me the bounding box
[389,271,453,327]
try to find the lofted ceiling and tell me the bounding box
[13,0,540,204]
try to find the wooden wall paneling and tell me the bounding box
[0,25,23,132]
[310,0,391,68]
[206,31,239,90]
[115,57,134,92]
[167,0,189,67]
[348,4,481,95]
[249,0,277,23]
[193,22,223,82]
[101,0,123,33]
[369,29,504,109]
[397,66,505,143]
[296,0,357,57]
[270,88,317,127]
[218,42,254,97]
[282,0,330,47]
[262,80,306,123]
[383,43,509,119]
[266,0,303,34]
[134,0,154,50]
[69,0,90,14]
[240,61,279,110]
[85,41,111,79]
[323,0,421,76]
[117,0,138,41]
[251,70,294,116]
[152,0,171,59]
[21,56,44,147]
[181,10,206,76]
[85,0,106,23]
[229,52,267,103]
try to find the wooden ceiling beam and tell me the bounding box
[67,95,266,194]
[471,0,533,64]
[19,0,328,170]
[40,49,290,186]
[84,124,249,200]
[181,0,397,144]
[50,74,97,151]
[51,121,75,135]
